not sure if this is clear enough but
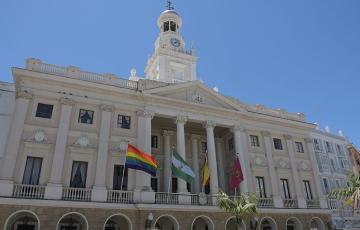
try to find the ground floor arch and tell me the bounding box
[191,215,215,230]
[4,210,40,230]
[286,217,302,230]
[103,213,132,230]
[225,216,246,230]
[56,212,88,230]
[259,217,277,230]
[152,215,179,230]
[310,217,325,230]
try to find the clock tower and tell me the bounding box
[145,2,197,83]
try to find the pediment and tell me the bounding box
[143,81,245,112]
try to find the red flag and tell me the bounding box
[230,156,244,191]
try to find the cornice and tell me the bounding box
[16,90,33,100]
[136,109,155,119]
[175,115,188,124]
[203,120,216,129]
[284,134,292,140]
[261,131,271,137]
[60,97,76,106]
[99,104,115,112]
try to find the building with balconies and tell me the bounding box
[0,4,334,230]
[311,128,359,229]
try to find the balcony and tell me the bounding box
[12,184,45,199]
[107,190,133,203]
[306,199,320,209]
[257,197,274,208]
[155,192,179,205]
[284,198,298,208]
[62,187,92,201]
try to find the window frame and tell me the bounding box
[35,103,54,119]
[255,176,267,198]
[303,180,313,200]
[280,178,291,199]
[273,138,283,150]
[22,156,43,185]
[117,114,131,129]
[70,161,88,188]
[295,142,304,153]
[78,109,94,125]
[250,135,260,147]
[151,135,159,149]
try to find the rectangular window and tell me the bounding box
[151,135,158,149]
[255,176,267,198]
[35,103,53,119]
[323,178,330,194]
[303,180,313,200]
[163,21,169,32]
[117,115,131,129]
[78,109,94,124]
[113,165,128,190]
[70,161,88,188]
[228,138,234,151]
[151,177,158,192]
[250,135,260,147]
[281,179,291,199]
[171,177,178,193]
[295,142,304,153]
[336,144,343,155]
[273,138,283,150]
[22,157,42,185]
[314,139,322,152]
[201,142,207,154]
[330,159,336,171]
[325,141,333,153]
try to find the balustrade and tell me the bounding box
[257,197,274,208]
[13,184,45,199]
[306,199,320,208]
[284,198,298,208]
[62,187,92,201]
[107,190,133,203]
[155,192,179,205]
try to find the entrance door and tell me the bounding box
[287,226,294,230]
[263,227,272,230]
[17,225,35,230]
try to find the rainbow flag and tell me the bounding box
[125,144,158,176]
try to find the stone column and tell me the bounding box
[262,131,283,208]
[215,138,226,192]
[175,115,188,193]
[284,135,307,208]
[204,121,219,195]
[134,110,155,203]
[232,125,249,193]
[91,104,114,202]
[45,98,75,200]
[163,130,174,192]
[0,91,33,196]
[305,138,328,209]
[191,135,201,194]
[240,129,255,193]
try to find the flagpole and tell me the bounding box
[167,146,174,203]
[120,142,129,192]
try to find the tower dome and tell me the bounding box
[157,3,182,33]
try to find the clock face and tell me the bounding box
[170,38,180,47]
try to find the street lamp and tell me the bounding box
[145,213,154,230]
[250,217,259,230]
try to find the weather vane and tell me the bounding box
[166,0,174,10]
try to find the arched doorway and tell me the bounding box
[286,218,302,230]
[103,214,132,230]
[310,217,325,230]
[57,212,88,230]
[191,215,215,230]
[4,210,40,230]
[152,215,179,230]
[259,217,277,230]
[225,216,246,230]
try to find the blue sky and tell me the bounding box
[1,1,359,146]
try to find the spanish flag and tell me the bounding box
[202,154,210,187]
[125,144,158,176]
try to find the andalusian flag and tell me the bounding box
[125,144,158,176]
[171,150,195,183]
[202,154,210,186]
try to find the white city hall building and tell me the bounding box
[0,6,343,230]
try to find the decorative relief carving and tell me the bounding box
[190,91,204,104]
[27,129,48,144]
[203,120,216,129]
[253,156,267,167]
[60,97,76,106]
[232,124,245,133]
[277,158,290,169]
[175,115,188,124]
[74,135,91,148]
[16,91,34,100]
[298,161,311,171]
[99,104,115,112]
[136,110,155,119]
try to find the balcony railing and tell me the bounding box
[62,187,92,201]
[13,184,45,199]
[284,198,298,208]
[257,198,274,208]
[107,190,133,203]
[306,199,320,208]
[155,192,179,205]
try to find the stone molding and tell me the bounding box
[136,110,155,119]
[99,104,115,112]
[232,124,245,133]
[60,97,76,106]
[284,134,292,140]
[304,138,313,143]
[203,120,216,129]
[162,130,175,136]
[190,134,201,140]
[175,115,188,124]
[16,90,34,100]
[261,130,271,137]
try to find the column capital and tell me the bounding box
[304,138,313,144]
[215,137,223,143]
[162,130,175,136]
[136,109,155,119]
[203,120,216,129]
[99,104,115,112]
[284,134,292,140]
[261,130,271,137]
[16,90,34,100]
[60,97,76,106]
[190,134,201,140]
[232,124,245,133]
[175,115,188,124]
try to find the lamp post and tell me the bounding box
[145,213,154,230]
[250,217,259,230]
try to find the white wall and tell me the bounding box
[0,82,15,158]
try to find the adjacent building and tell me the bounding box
[0,5,353,230]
